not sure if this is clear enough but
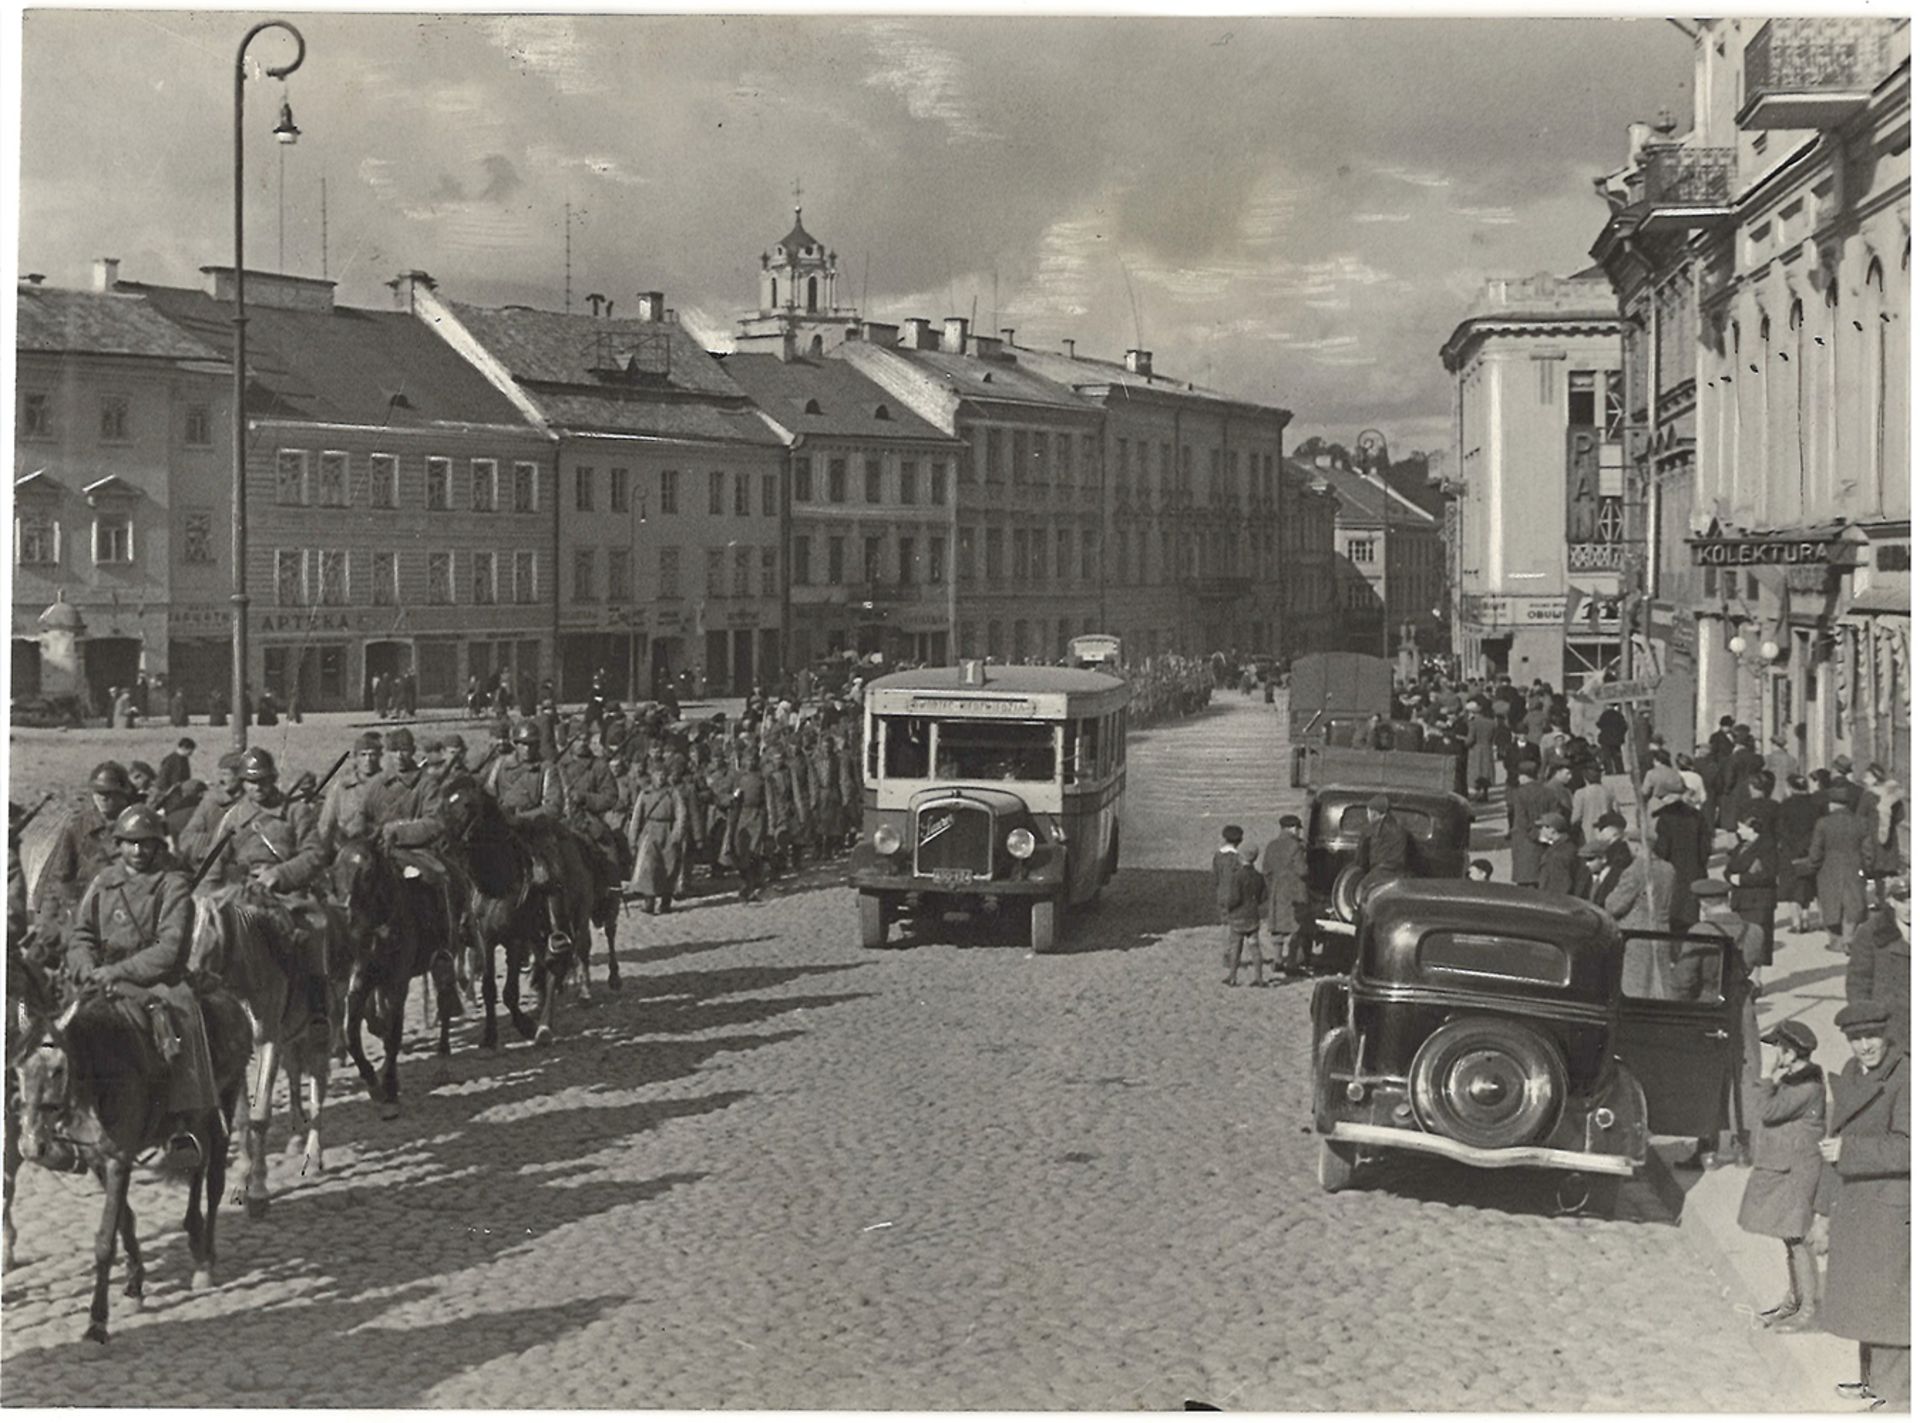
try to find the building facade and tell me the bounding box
[13,269,229,710]
[723,349,966,667]
[129,266,557,711]
[735,207,860,359]
[1591,17,1910,775]
[1440,272,1629,688]
[410,279,789,701]
[1299,451,1448,658]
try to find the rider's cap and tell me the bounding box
[128,760,157,781]
[385,727,415,753]
[440,732,467,753]
[240,746,278,782]
[355,730,383,753]
[217,750,245,772]
[88,761,134,795]
[491,718,512,740]
[111,804,168,843]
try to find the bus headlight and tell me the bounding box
[1006,827,1036,859]
[873,825,902,856]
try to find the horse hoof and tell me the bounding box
[83,1323,109,1347]
[190,1269,213,1293]
[245,1195,270,1221]
[379,1101,401,1122]
[533,1025,554,1047]
[606,975,623,994]
[123,1288,144,1310]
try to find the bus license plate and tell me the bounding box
[924,869,977,885]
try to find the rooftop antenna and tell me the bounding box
[563,201,573,314]
[320,174,329,280]
[992,269,999,342]
[861,252,870,316]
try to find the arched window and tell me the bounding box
[803,398,822,415]
[874,404,891,421]
[806,276,819,313]
[770,277,779,309]
[809,335,823,356]
[1823,279,1840,506]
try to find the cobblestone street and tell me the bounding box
[4,695,1806,1408]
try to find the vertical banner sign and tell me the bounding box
[1566,427,1601,543]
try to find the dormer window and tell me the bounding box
[804,398,823,415]
[981,372,994,384]
[874,404,891,421]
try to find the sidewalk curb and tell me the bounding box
[1645,1148,1852,1411]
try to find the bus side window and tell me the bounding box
[1062,720,1079,784]
[1083,716,1100,779]
[867,720,881,780]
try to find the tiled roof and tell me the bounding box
[130,283,532,429]
[447,302,743,399]
[16,286,222,361]
[876,346,1089,410]
[1286,457,1438,530]
[1006,345,1263,411]
[721,354,958,444]
[534,392,784,447]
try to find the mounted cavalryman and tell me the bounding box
[316,730,390,857]
[32,761,135,952]
[487,718,571,888]
[556,715,626,894]
[65,804,216,1166]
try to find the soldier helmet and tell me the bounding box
[513,720,543,747]
[440,732,467,754]
[603,721,629,750]
[216,750,245,773]
[128,760,157,783]
[491,717,512,741]
[385,727,416,753]
[88,761,134,795]
[111,804,169,843]
[355,730,383,753]
[240,747,278,783]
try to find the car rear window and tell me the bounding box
[1337,805,1437,838]
[1417,931,1572,988]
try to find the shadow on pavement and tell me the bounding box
[0,1285,632,1407]
[1349,1152,1677,1225]
[618,934,778,966]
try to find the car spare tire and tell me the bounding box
[1330,864,1366,923]
[1410,1016,1566,1150]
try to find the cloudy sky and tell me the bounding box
[18,12,1695,452]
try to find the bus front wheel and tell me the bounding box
[1029,898,1059,953]
[858,892,890,949]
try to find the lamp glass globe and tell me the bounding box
[1728,635,1748,654]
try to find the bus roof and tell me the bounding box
[868,666,1126,696]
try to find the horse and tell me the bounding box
[438,785,594,1048]
[9,945,252,1344]
[329,837,464,1113]
[188,887,340,1216]
[559,821,624,1002]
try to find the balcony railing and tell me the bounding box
[1740,18,1898,130]
[1639,145,1737,232]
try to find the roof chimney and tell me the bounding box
[1124,348,1153,378]
[1062,338,1076,358]
[388,269,438,313]
[638,291,667,323]
[20,273,45,287]
[93,257,120,292]
[941,316,970,354]
[1000,327,1016,346]
[585,293,608,318]
[902,317,938,351]
[861,320,899,346]
[971,333,1003,361]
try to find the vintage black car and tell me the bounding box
[1310,880,1737,1208]
[1300,781,1474,971]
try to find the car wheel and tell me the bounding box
[858,892,889,949]
[1029,898,1059,953]
[1315,1139,1359,1193]
[1330,864,1366,924]
[1409,1016,1566,1150]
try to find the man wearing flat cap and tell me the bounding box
[1355,795,1412,904]
[1686,877,1766,1165]
[1740,1018,1827,1332]
[1534,810,1589,899]
[1847,880,1911,1051]
[1816,999,1910,1410]
[1508,758,1554,887]
[1263,814,1310,977]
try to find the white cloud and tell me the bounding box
[1453,205,1519,225]
[1373,165,1453,190]
[1352,211,1412,224]
[481,17,605,96]
[857,20,999,143]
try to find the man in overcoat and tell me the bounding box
[1262,814,1309,976]
[33,761,135,944]
[1807,783,1873,954]
[1847,887,1911,1044]
[1816,1000,1910,1410]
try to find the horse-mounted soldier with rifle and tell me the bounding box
[556,713,630,897]
[363,726,471,1022]
[29,762,135,960]
[485,718,573,894]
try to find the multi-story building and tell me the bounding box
[835,318,1110,664]
[1295,452,1449,657]
[1440,271,1628,688]
[723,349,966,666]
[128,266,557,711]
[1590,17,1909,774]
[14,265,229,710]
[406,278,788,700]
[994,340,1296,658]
[1282,463,1341,659]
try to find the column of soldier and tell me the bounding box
[8,696,870,1169]
[1123,655,1215,727]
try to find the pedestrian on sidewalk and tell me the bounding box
[1816,1000,1910,1412]
[1688,878,1765,1166]
[1535,812,1589,899]
[1651,773,1711,929]
[1222,844,1267,987]
[1779,773,1824,933]
[1807,783,1872,955]
[1738,1018,1828,1333]
[1726,810,1781,967]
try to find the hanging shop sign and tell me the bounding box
[1688,528,1844,567]
[1461,593,1569,628]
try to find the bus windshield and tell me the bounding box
[938,722,1056,781]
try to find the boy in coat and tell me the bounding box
[1816,1001,1910,1410]
[1222,844,1268,987]
[1738,1019,1828,1332]
[1213,825,1245,921]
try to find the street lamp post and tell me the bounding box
[231,19,305,752]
